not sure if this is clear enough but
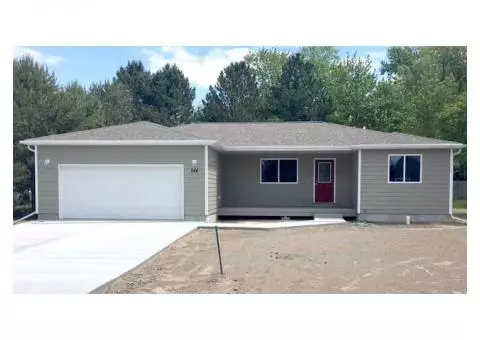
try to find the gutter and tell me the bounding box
[13,145,38,224]
[212,143,465,152]
[19,139,217,146]
[352,143,465,150]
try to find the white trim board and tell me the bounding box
[352,144,463,150]
[312,158,336,204]
[20,139,216,146]
[387,154,423,184]
[217,143,464,152]
[21,139,464,150]
[229,146,352,152]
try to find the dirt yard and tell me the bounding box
[97,224,467,294]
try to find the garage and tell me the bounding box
[58,164,184,220]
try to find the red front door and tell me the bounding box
[315,160,334,203]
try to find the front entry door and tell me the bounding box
[314,160,335,203]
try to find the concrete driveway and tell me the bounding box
[13,221,199,294]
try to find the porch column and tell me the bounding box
[357,149,362,214]
[449,148,453,215]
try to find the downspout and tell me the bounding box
[450,148,466,224]
[13,144,38,224]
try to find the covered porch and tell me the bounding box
[217,207,356,218]
[216,150,359,219]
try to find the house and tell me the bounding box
[20,121,464,223]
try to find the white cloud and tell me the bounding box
[141,46,252,89]
[13,47,64,65]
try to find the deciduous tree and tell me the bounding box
[327,54,377,128]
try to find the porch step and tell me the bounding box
[313,213,344,220]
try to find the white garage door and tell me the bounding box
[58,164,184,220]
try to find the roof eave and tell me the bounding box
[221,145,353,151]
[19,139,217,146]
[216,143,465,152]
[353,143,465,150]
[19,140,464,150]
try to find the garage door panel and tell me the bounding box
[59,165,184,220]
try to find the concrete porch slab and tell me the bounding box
[202,218,346,229]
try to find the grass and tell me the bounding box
[453,200,467,220]
[453,199,467,210]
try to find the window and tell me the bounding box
[317,162,332,183]
[261,159,298,183]
[388,154,422,183]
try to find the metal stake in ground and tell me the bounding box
[215,225,224,275]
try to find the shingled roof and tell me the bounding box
[173,122,463,149]
[20,121,215,145]
[21,120,463,149]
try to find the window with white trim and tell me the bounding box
[260,159,298,183]
[388,154,422,183]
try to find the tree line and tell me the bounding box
[13,46,467,218]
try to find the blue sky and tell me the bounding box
[14,46,389,105]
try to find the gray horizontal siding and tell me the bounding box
[360,149,450,214]
[37,145,205,220]
[208,147,219,215]
[220,152,355,208]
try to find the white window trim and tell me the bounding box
[260,158,299,184]
[312,158,336,204]
[387,154,423,184]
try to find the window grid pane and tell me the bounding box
[405,156,421,182]
[279,160,297,183]
[261,160,278,183]
[389,156,404,182]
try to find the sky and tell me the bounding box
[13,46,389,105]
